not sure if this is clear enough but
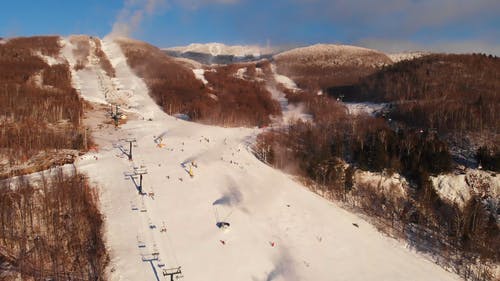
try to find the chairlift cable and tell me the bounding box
[222,209,234,222]
[213,205,220,223]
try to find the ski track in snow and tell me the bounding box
[61,37,461,281]
[269,65,311,125]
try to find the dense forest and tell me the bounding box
[254,90,499,280]
[202,61,281,126]
[0,168,107,280]
[0,36,91,178]
[117,38,281,127]
[0,36,106,281]
[264,54,499,277]
[328,54,500,134]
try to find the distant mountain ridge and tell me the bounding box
[165,42,272,57]
[163,42,275,64]
[164,42,429,65]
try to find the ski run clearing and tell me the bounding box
[60,36,461,281]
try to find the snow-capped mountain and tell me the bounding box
[166,42,272,57]
[164,43,275,65]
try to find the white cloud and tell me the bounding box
[295,0,500,35]
[175,0,240,9]
[109,0,168,38]
[290,0,499,55]
[108,0,240,38]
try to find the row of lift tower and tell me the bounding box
[114,107,183,280]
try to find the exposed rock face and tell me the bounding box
[431,169,499,208]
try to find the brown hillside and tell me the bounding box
[116,38,281,127]
[0,168,107,280]
[0,36,89,178]
[328,54,500,133]
[274,44,392,90]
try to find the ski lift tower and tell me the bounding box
[120,138,137,160]
[163,267,183,281]
[134,166,148,194]
[110,104,123,128]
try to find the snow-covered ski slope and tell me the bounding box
[66,37,461,281]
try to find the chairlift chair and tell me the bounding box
[216,221,230,229]
[136,235,146,248]
[140,200,147,212]
[148,219,156,229]
[130,200,138,211]
[157,258,165,268]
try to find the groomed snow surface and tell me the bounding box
[266,64,311,125]
[67,38,460,281]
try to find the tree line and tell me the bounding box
[0,36,91,178]
[117,39,281,127]
[0,167,107,280]
[328,54,500,134]
[253,93,499,280]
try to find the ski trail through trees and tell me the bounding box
[66,37,461,281]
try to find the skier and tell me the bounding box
[160,222,167,233]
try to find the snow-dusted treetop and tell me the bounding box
[274,43,393,68]
[388,51,430,63]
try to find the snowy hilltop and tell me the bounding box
[165,42,272,58]
[164,43,275,65]
[274,44,392,68]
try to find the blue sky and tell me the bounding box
[1,0,499,54]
